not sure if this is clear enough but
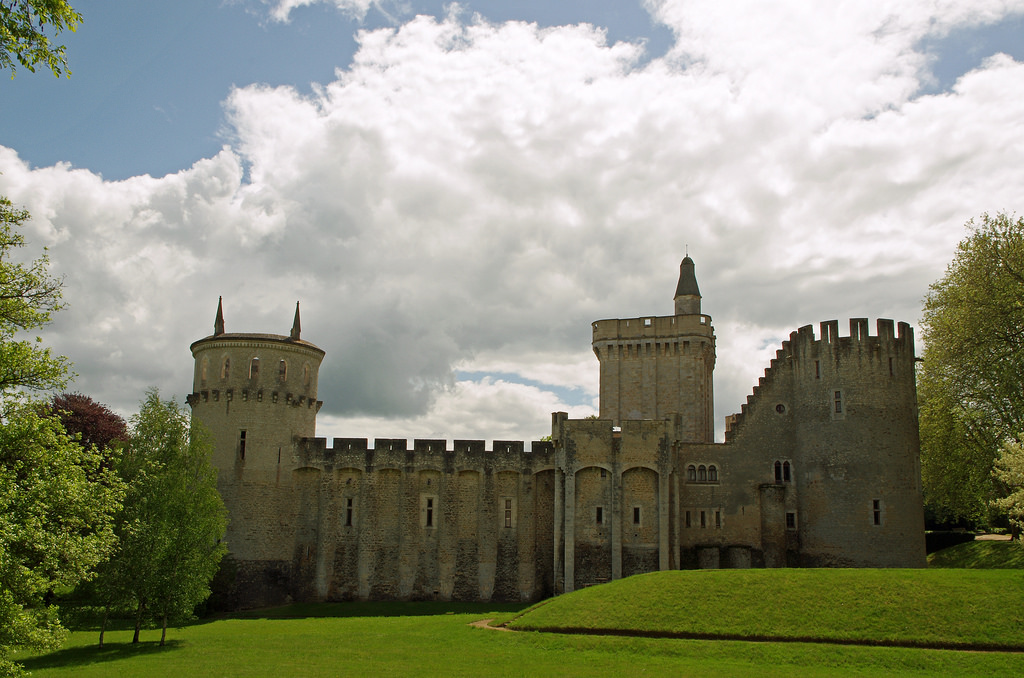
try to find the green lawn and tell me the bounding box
[16,570,1024,677]
[928,539,1024,568]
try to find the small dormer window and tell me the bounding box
[250,357,260,379]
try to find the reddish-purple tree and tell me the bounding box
[49,392,128,451]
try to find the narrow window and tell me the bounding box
[834,390,843,414]
[504,499,513,528]
[700,511,706,528]
[715,510,721,529]
[786,512,796,529]
[345,498,353,527]
[303,363,311,389]
[774,460,782,483]
[687,465,697,482]
[815,360,820,379]
[783,461,791,483]
[685,510,691,528]
[633,507,641,525]
[221,357,230,379]
[250,357,260,379]
[889,357,894,376]
[279,359,287,382]
[596,507,603,525]
[873,499,881,526]
[200,357,209,385]
[708,465,718,482]
[698,465,707,482]
[426,498,434,527]
[600,468,607,478]
[239,430,246,461]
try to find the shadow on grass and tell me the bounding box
[232,600,532,620]
[20,640,184,672]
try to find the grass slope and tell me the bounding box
[928,539,1024,568]
[507,569,1024,650]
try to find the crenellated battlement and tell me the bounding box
[724,318,916,442]
[295,436,556,471]
[186,388,323,411]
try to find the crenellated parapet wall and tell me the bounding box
[294,437,556,472]
[725,318,916,442]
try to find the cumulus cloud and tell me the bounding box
[1,1,1023,441]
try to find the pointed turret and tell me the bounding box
[214,297,225,335]
[674,256,702,316]
[290,302,301,341]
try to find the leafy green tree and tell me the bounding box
[0,196,70,393]
[96,391,227,646]
[0,197,120,676]
[919,212,1024,526]
[0,403,121,675]
[992,443,1024,539]
[0,0,82,77]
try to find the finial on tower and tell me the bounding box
[290,302,301,341]
[214,296,225,335]
[674,256,702,316]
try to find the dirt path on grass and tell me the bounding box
[470,619,512,631]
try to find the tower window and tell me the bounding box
[239,430,246,461]
[633,506,641,525]
[279,359,287,382]
[600,468,607,478]
[221,357,230,380]
[426,497,434,527]
[596,507,604,525]
[834,390,843,414]
[345,498,353,527]
[698,465,707,482]
[715,510,721,529]
[708,465,718,482]
[873,499,881,526]
[687,465,697,482]
[815,360,820,379]
[250,357,260,379]
[783,461,791,483]
[700,511,706,529]
[774,460,782,483]
[786,512,796,529]
[505,499,513,528]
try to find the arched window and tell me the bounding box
[687,465,696,482]
[698,465,707,482]
[279,359,287,382]
[221,357,230,380]
[708,465,718,482]
[200,357,209,386]
[774,460,782,483]
[783,461,792,482]
[249,357,260,379]
[303,363,311,389]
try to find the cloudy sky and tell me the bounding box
[1,0,1022,445]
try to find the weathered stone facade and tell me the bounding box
[188,259,926,608]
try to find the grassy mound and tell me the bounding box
[928,539,1024,568]
[507,569,1024,650]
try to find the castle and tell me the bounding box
[187,257,926,607]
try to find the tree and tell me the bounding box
[918,212,1024,526]
[0,196,70,393]
[48,392,127,463]
[992,443,1024,538]
[0,404,121,676]
[96,391,227,646]
[0,0,82,77]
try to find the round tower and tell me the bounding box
[187,298,325,570]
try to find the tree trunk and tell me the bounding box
[99,606,109,648]
[160,609,168,646]
[133,600,145,643]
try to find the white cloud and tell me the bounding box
[1,2,1023,442]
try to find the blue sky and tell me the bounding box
[1,0,1023,442]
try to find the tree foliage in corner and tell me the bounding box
[992,442,1024,536]
[919,212,1024,527]
[0,0,82,77]
[0,198,122,676]
[95,391,227,647]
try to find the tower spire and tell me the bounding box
[290,301,301,341]
[674,256,702,315]
[214,297,225,335]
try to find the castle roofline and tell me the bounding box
[190,332,325,356]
